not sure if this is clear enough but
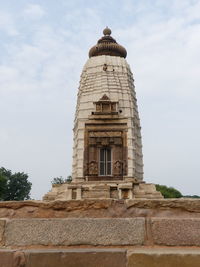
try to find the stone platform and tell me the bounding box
[43,180,163,201]
[1,199,200,266]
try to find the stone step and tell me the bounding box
[1,218,145,247]
[1,248,200,267]
[0,249,126,267]
[2,217,200,247]
[128,248,200,267]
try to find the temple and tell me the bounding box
[44,28,162,200]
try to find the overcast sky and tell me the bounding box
[0,0,200,199]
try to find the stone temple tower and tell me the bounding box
[44,28,162,200]
[73,27,143,183]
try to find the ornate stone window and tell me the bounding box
[99,147,112,176]
[93,94,118,115]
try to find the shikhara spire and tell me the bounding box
[89,27,127,58]
[73,28,142,183]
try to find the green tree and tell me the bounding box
[0,167,32,201]
[156,184,182,198]
[183,195,200,198]
[51,175,72,185]
[0,173,7,200]
[66,175,72,183]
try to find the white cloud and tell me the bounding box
[23,4,45,19]
[0,12,18,36]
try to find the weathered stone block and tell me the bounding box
[26,249,126,267]
[0,219,5,246]
[0,250,13,267]
[5,218,145,246]
[82,186,110,199]
[151,218,200,246]
[127,248,200,267]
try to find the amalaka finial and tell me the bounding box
[89,27,127,58]
[103,27,111,36]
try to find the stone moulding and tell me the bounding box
[1,199,200,218]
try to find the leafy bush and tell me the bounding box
[156,184,182,198]
[51,175,72,184]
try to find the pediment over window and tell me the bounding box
[100,94,110,101]
[93,94,118,114]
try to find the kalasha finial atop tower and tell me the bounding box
[89,27,127,58]
[103,26,112,36]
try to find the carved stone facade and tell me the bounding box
[83,95,128,181]
[43,28,163,201]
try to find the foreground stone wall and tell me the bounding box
[1,199,200,266]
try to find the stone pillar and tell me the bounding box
[76,188,82,200]
[128,189,133,200]
[66,189,72,200]
[118,188,122,199]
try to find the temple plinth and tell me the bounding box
[44,28,163,200]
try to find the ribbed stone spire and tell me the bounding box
[89,27,127,58]
[72,30,143,182]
